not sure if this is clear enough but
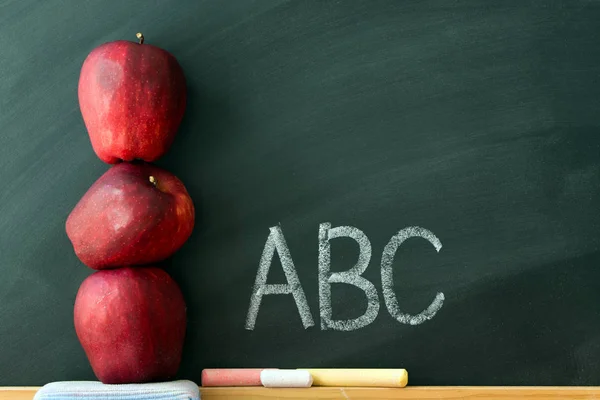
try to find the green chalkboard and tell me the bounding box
[1,0,600,386]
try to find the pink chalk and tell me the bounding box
[201,368,278,386]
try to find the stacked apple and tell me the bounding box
[66,34,194,384]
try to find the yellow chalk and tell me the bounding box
[297,369,408,388]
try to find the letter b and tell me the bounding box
[318,223,380,331]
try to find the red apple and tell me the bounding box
[66,162,194,269]
[74,267,187,384]
[78,33,186,164]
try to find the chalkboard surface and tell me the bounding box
[1,0,600,387]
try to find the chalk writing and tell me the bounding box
[318,223,380,331]
[246,223,446,330]
[381,226,445,325]
[245,225,315,330]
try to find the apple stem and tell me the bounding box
[149,176,157,186]
[136,32,144,45]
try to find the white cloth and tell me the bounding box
[33,380,200,400]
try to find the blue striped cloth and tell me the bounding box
[33,380,200,400]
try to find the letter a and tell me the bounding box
[245,225,315,330]
[381,226,445,325]
[318,223,380,331]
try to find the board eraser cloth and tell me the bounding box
[33,380,200,400]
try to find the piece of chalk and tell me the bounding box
[298,368,408,387]
[260,369,313,388]
[201,368,277,386]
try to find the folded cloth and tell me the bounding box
[33,380,200,400]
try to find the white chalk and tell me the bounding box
[260,369,313,388]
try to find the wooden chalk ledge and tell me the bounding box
[4,386,600,399]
